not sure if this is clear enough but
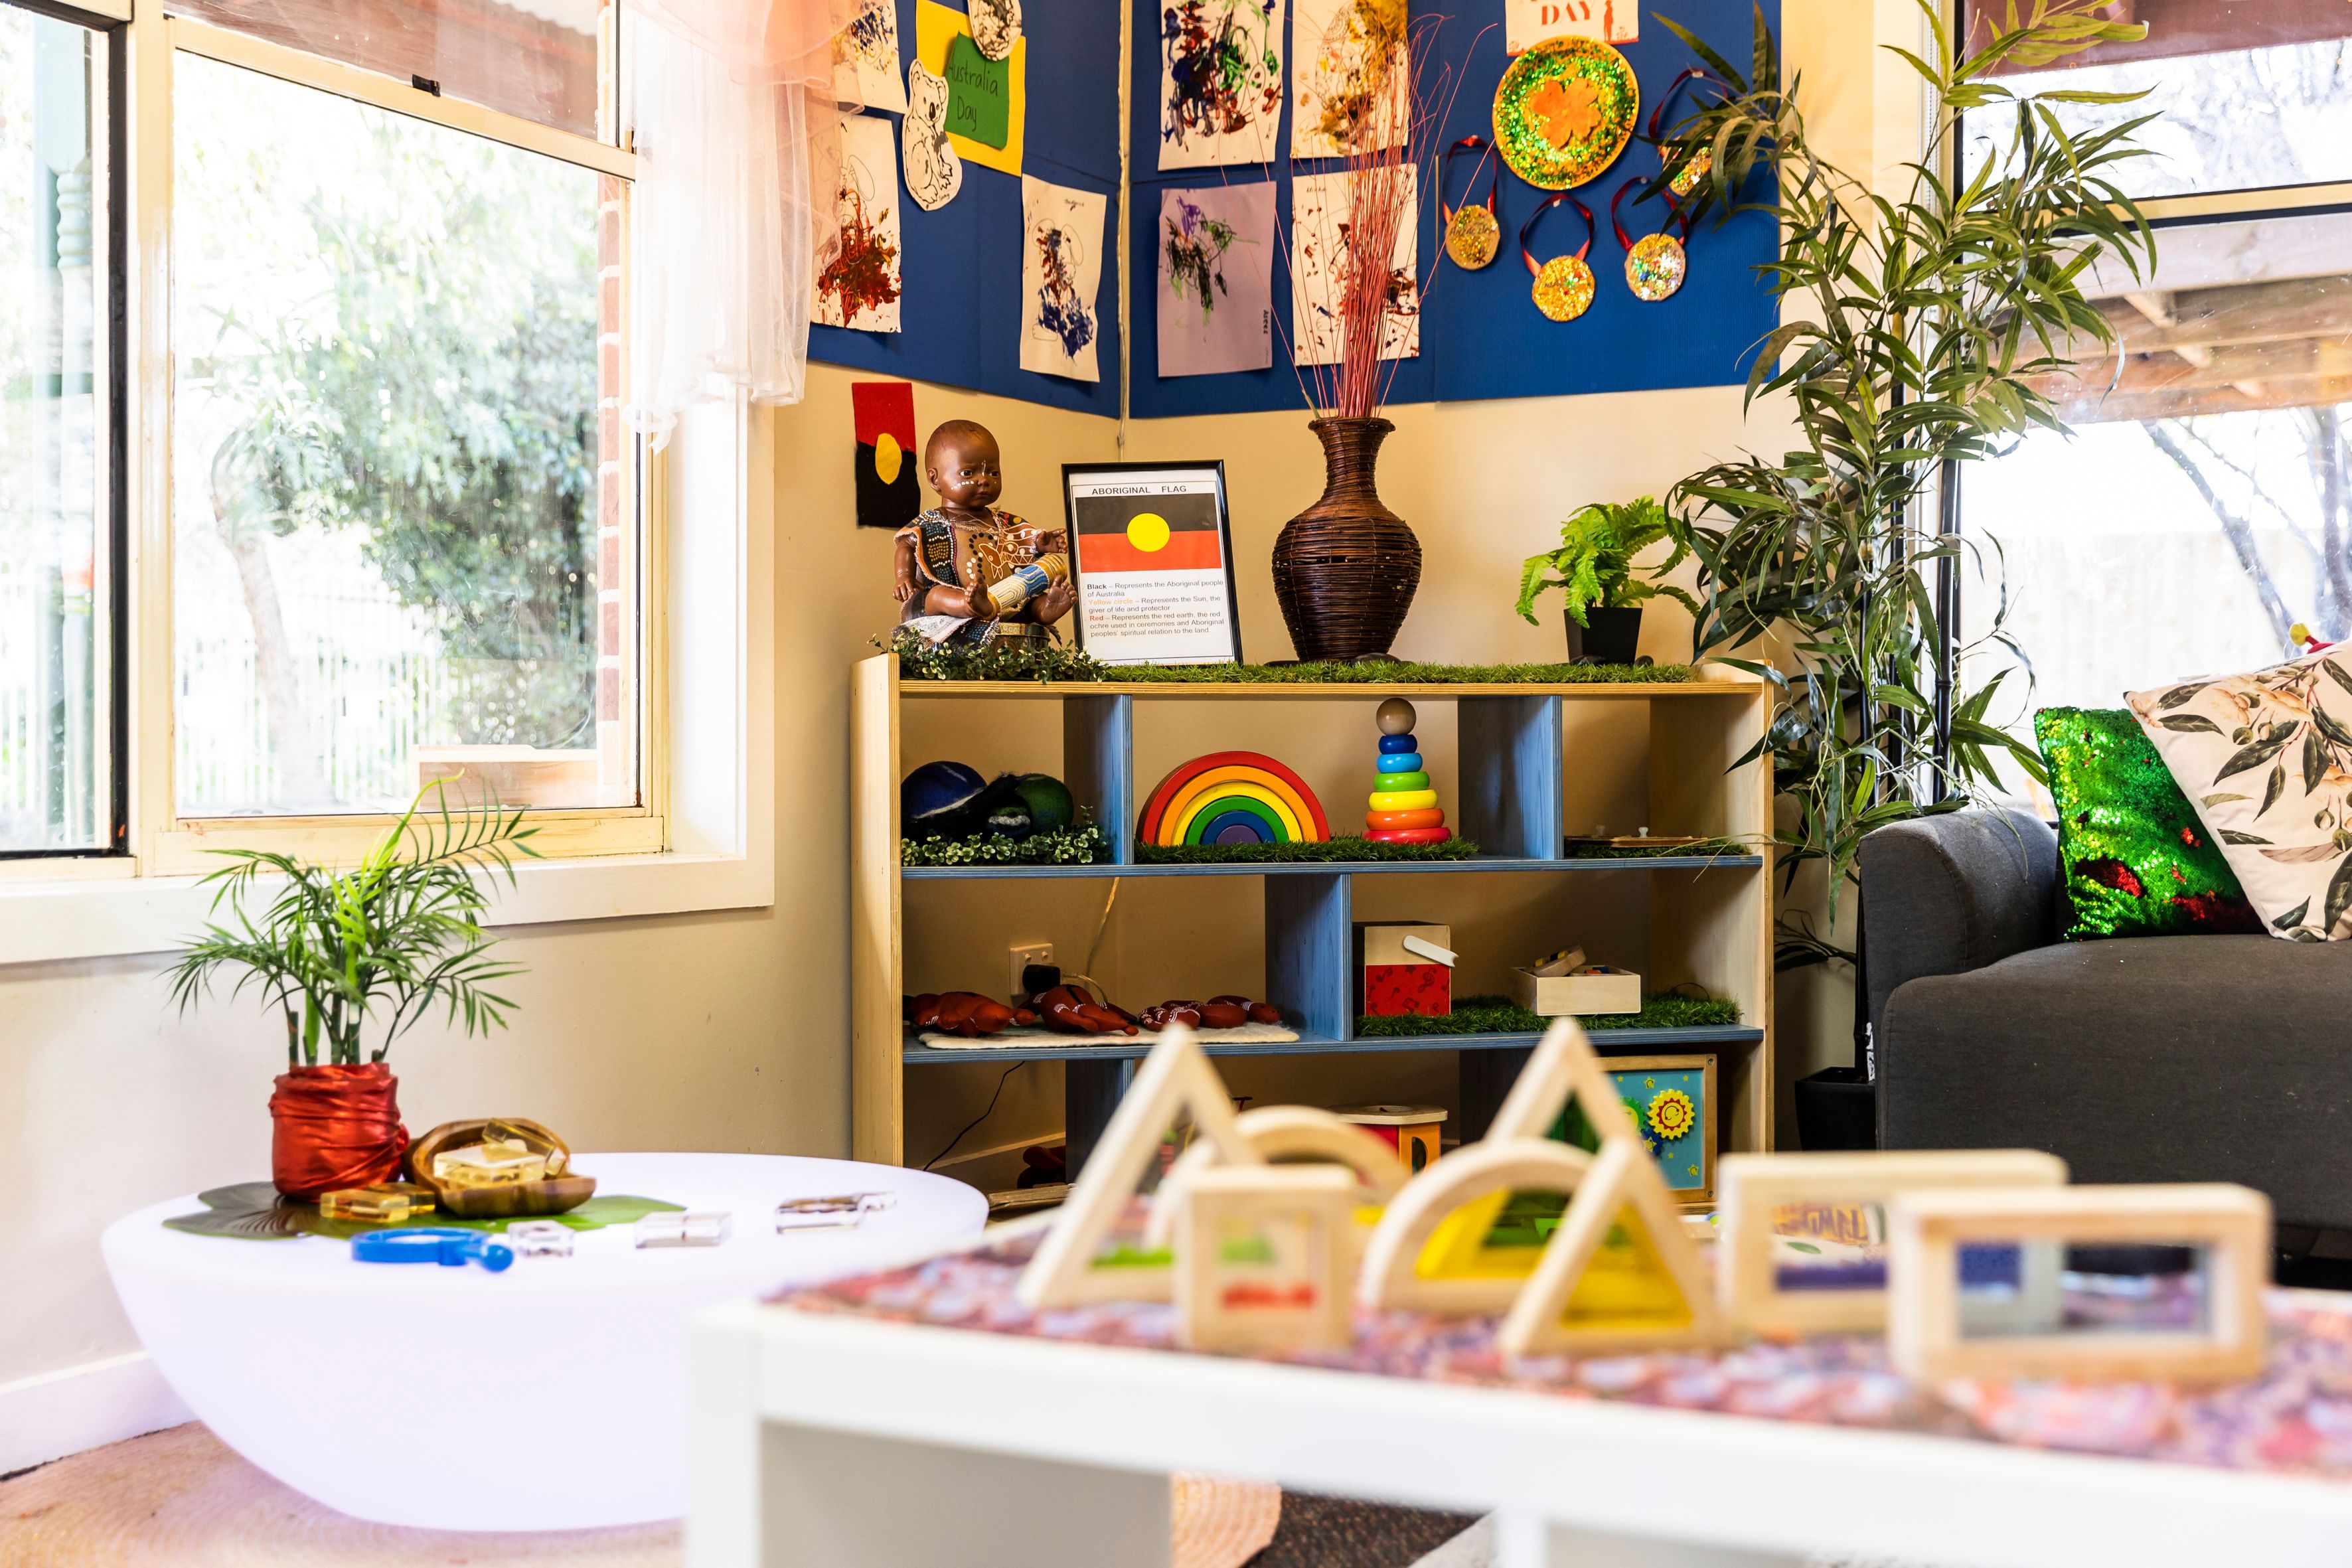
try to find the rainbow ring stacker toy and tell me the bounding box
[1138,751,1332,847]
[1366,698,1452,844]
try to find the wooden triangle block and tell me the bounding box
[1497,1136,1727,1356]
[1486,1017,1642,1146]
[1017,1025,1261,1309]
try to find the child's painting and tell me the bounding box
[1289,167,1417,366]
[816,114,902,333]
[1291,0,1409,159]
[1506,0,1638,55]
[1019,176,1107,382]
[1156,184,1273,378]
[834,0,909,114]
[1158,0,1286,169]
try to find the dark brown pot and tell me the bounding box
[1271,418,1421,662]
[1566,605,1642,665]
[269,1061,410,1199]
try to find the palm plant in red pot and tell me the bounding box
[165,784,538,1198]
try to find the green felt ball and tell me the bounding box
[1013,773,1076,833]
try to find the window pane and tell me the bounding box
[173,52,632,817]
[1958,210,2352,806]
[0,13,105,853]
[1963,1,2352,199]
[169,0,609,140]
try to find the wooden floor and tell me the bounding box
[0,1425,680,1567]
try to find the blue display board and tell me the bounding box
[1129,0,1779,417]
[807,0,1123,416]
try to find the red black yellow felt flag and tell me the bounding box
[852,380,919,530]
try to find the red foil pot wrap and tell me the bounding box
[270,1063,411,1199]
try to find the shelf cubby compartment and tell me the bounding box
[854,655,1776,1176]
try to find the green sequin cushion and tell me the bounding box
[2035,707,2263,940]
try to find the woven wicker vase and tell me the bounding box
[1271,417,1421,662]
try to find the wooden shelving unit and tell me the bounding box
[850,655,1775,1175]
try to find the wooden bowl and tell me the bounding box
[405,1117,597,1218]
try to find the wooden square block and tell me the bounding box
[1176,1165,1357,1354]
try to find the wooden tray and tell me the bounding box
[405,1117,597,1218]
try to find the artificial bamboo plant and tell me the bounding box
[1656,1,2154,963]
[167,783,539,1065]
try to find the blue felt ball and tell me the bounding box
[902,760,987,825]
[1377,733,1417,754]
[1376,753,1424,775]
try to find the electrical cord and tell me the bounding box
[923,1063,1024,1172]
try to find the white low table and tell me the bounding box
[689,1297,2352,1568]
[103,1152,984,1531]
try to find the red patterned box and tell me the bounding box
[1354,923,1453,1018]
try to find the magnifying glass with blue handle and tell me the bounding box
[351,1227,514,1272]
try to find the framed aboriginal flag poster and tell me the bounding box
[1061,461,1241,665]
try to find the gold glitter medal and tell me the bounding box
[1520,191,1597,322]
[1493,37,1638,191]
[1441,135,1501,270]
[1447,206,1500,269]
[1651,69,1723,202]
[1670,148,1713,198]
[1613,175,1691,303]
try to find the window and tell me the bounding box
[0,8,110,853]
[1954,3,2352,809]
[170,49,630,818]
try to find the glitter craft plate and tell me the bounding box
[1492,36,1638,191]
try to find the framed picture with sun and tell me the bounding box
[1061,461,1241,666]
[1557,1053,1717,1207]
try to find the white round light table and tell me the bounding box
[102,1152,985,1531]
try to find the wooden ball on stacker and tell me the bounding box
[1377,698,1417,736]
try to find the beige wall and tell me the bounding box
[2,0,1904,1415]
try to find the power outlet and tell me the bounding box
[1008,942,1054,1003]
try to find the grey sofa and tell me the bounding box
[1860,809,2352,1231]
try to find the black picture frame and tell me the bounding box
[1059,460,1244,666]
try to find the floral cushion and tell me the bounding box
[2126,649,2352,941]
[2034,707,2260,939]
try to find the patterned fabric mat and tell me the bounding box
[917,1023,1300,1049]
[773,1222,2352,1478]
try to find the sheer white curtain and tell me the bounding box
[623,0,855,444]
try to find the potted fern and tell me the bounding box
[167,783,539,1198]
[1515,497,1698,664]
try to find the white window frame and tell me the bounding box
[1,0,775,963]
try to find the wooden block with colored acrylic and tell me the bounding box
[1354,922,1452,1018]
[1510,965,1642,1017]
[1885,1183,2272,1386]
[1176,1164,1358,1354]
[1357,1138,1597,1315]
[1717,1149,2068,1336]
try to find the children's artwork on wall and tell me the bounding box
[1156,185,1274,377]
[1506,0,1637,55]
[1291,167,1418,365]
[816,114,903,333]
[917,0,1027,175]
[1291,0,1409,159]
[902,61,964,211]
[1157,0,1287,169]
[835,0,909,113]
[1020,176,1108,382]
[851,380,920,530]
[970,0,1022,60]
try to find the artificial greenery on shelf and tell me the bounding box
[1654,1,2154,964]
[902,821,1112,866]
[1515,497,1701,628]
[1354,992,1741,1038]
[884,634,1691,687]
[1140,836,1480,864]
[1560,836,1756,860]
[165,783,538,1067]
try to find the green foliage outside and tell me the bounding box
[165,783,538,1067]
[1516,497,1700,627]
[1652,1,2154,963]
[182,57,601,753]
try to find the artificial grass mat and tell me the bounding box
[1138,836,1482,864]
[1353,992,1741,1037]
[901,822,1111,866]
[887,638,1687,686]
